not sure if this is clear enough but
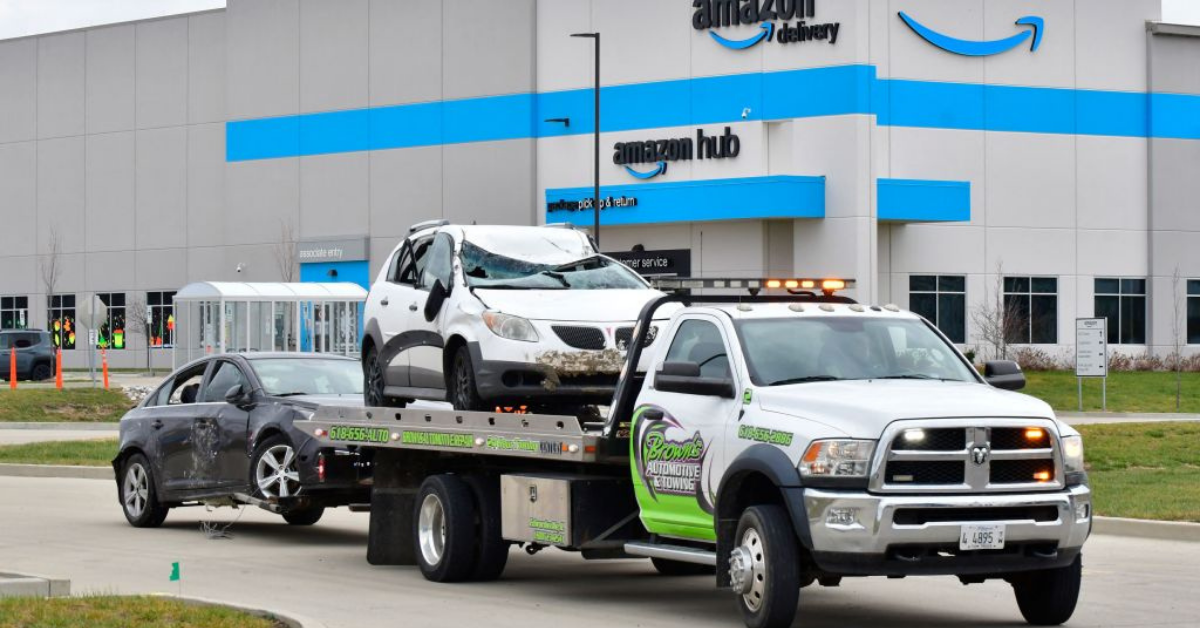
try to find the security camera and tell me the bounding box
[741,107,752,119]
[236,263,246,274]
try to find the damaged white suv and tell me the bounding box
[363,221,663,411]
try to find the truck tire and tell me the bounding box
[730,505,800,628]
[1012,555,1083,626]
[414,474,479,583]
[31,362,52,381]
[466,475,510,581]
[448,345,486,411]
[120,453,169,528]
[282,507,325,526]
[652,558,715,576]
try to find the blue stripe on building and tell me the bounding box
[877,179,971,222]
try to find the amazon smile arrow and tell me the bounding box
[625,161,668,180]
[899,12,1044,57]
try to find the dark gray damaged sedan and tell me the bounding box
[113,353,371,528]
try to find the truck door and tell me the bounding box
[631,316,739,542]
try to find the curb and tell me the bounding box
[1093,516,1200,543]
[0,464,110,480]
[0,422,119,431]
[157,595,328,628]
[0,571,70,599]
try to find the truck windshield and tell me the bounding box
[736,317,977,386]
[461,241,647,290]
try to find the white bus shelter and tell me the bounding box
[173,282,368,367]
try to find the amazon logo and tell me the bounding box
[693,0,841,51]
[614,127,741,180]
[899,11,1045,57]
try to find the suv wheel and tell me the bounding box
[31,362,52,382]
[448,346,486,411]
[364,345,405,408]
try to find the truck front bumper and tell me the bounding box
[799,485,1092,576]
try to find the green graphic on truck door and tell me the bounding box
[631,405,717,541]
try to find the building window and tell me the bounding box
[147,291,177,349]
[1188,281,1200,345]
[1004,277,1058,344]
[1094,278,1146,345]
[909,275,966,343]
[94,293,127,350]
[1,296,29,330]
[47,295,77,350]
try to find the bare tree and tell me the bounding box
[40,225,63,346]
[1172,267,1184,411]
[125,294,153,375]
[272,218,298,283]
[971,262,1022,362]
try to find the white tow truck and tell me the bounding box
[301,278,1090,628]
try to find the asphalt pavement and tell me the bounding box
[0,476,1196,628]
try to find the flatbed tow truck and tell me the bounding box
[300,278,1091,628]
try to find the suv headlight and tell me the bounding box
[482,311,539,342]
[800,439,876,479]
[1061,435,1084,475]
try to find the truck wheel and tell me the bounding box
[31,362,52,381]
[414,474,479,583]
[282,507,325,526]
[466,475,510,581]
[1012,555,1083,626]
[120,454,169,528]
[652,558,715,576]
[448,346,486,411]
[730,505,800,628]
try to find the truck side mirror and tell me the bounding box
[655,361,736,399]
[984,360,1026,391]
[425,279,450,322]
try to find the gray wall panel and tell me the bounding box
[85,250,137,291]
[226,0,300,119]
[442,0,534,100]
[188,12,227,124]
[187,123,226,247]
[136,127,188,250]
[369,146,443,239]
[224,158,299,247]
[85,25,136,134]
[300,0,368,113]
[1151,32,1200,95]
[300,153,369,238]
[443,139,534,226]
[0,142,38,257]
[37,136,86,255]
[136,248,188,292]
[1151,139,1200,232]
[0,256,37,297]
[136,17,189,129]
[85,131,136,253]
[368,0,442,106]
[37,33,86,139]
[0,39,37,143]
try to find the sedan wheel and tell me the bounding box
[254,443,302,499]
[119,453,169,528]
[123,463,150,519]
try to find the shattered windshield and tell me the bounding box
[461,241,647,290]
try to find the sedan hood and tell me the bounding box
[473,288,660,322]
[755,380,1056,439]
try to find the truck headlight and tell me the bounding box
[1061,435,1084,474]
[482,311,539,342]
[800,439,876,479]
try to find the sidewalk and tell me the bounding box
[1057,412,1200,425]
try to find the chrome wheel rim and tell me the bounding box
[255,444,301,498]
[737,528,767,612]
[123,463,149,519]
[418,493,447,566]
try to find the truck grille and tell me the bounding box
[873,421,1062,493]
[552,326,606,350]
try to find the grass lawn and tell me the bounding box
[1023,370,1200,413]
[0,389,131,422]
[0,596,284,628]
[0,439,118,467]
[1075,422,1200,522]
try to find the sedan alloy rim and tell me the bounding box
[255,444,301,498]
[123,463,149,518]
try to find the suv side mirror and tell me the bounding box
[655,361,736,399]
[424,279,450,322]
[984,360,1026,391]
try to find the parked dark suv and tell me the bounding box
[0,330,56,381]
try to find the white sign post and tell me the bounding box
[1075,318,1108,411]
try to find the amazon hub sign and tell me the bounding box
[694,0,842,49]
[614,126,740,179]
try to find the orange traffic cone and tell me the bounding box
[55,348,63,390]
[8,348,15,390]
[102,348,110,390]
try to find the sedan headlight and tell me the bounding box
[800,439,876,479]
[1061,435,1085,475]
[482,311,539,342]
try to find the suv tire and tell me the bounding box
[732,505,800,628]
[31,362,52,382]
[448,345,486,411]
[1012,554,1083,626]
[364,345,405,408]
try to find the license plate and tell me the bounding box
[960,524,1006,550]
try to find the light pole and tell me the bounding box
[571,32,601,247]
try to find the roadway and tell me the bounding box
[0,476,1196,628]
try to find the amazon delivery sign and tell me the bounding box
[694,0,842,50]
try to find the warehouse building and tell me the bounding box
[0,0,1198,368]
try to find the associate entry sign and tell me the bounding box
[1075,318,1107,378]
